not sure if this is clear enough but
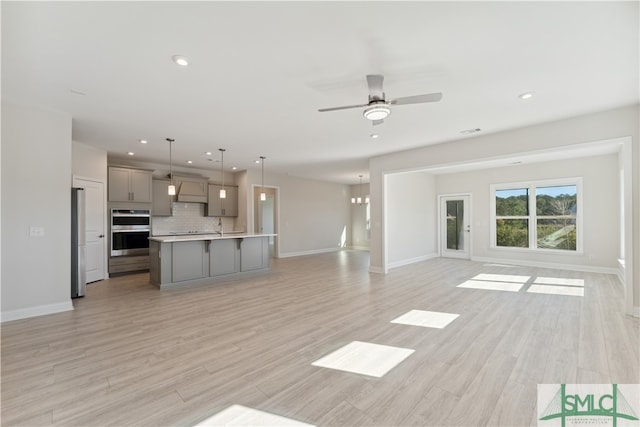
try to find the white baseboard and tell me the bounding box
[387,253,438,270]
[278,247,340,258]
[369,265,386,274]
[1,300,74,323]
[471,256,618,275]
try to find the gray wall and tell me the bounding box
[2,103,73,321]
[72,141,107,182]
[350,182,370,250]
[435,153,620,269]
[242,168,351,257]
[386,171,437,267]
[369,104,639,314]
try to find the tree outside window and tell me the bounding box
[493,181,579,251]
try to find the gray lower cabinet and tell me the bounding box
[172,240,208,282]
[240,237,268,271]
[149,237,270,288]
[210,239,240,276]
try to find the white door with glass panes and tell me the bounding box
[440,195,471,259]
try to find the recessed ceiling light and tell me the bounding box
[255,160,260,164]
[519,92,534,100]
[139,139,147,144]
[186,160,193,164]
[127,152,134,156]
[172,55,189,66]
[370,133,379,139]
[205,151,212,156]
[232,166,237,170]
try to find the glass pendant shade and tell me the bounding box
[260,192,266,201]
[167,138,175,196]
[219,148,226,199]
[351,197,356,204]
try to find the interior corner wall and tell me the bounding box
[435,154,620,271]
[369,104,638,314]
[243,169,351,257]
[350,183,370,249]
[72,140,107,182]
[385,171,436,267]
[1,103,73,321]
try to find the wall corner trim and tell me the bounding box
[1,301,74,323]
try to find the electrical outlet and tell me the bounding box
[29,226,45,237]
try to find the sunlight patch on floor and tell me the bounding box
[391,310,459,329]
[527,277,585,296]
[457,279,524,292]
[194,404,314,427]
[532,277,585,287]
[311,341,414,378]
[457,273,530,292]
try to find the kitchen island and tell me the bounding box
[148,233,275,289]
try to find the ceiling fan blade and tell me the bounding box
[366,74,385,100]
[318,103,368,112]
[388,92,442,105]
[372,119,384,126]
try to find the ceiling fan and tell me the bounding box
[318,74,442,125]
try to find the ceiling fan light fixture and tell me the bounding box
[363,105,390,121]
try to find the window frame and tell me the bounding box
[490,178,583,254]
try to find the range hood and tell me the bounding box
[177,180,207,203]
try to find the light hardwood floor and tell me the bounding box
[2,252,638,426]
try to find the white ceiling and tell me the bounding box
[2,2,638,184]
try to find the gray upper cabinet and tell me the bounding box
[108,167,152,202]
[152,179,172,216]
[207,184,238,217]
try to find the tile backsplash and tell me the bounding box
[151,203,237,236]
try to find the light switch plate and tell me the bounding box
[29,226,45,237]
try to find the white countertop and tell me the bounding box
[149,233,276,243]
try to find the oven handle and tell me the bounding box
[111,229,151,233]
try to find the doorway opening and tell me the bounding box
[253,186,278,258]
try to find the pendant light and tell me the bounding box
[352,175,365,205]
[260,156,266,201]
[219,148,226,199]
[166,138,176,195]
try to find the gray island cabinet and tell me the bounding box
[149,234,273,289]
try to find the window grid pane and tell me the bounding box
[496,219,529,248]
[493,183,578,252]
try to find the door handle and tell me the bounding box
[98,234,105,238]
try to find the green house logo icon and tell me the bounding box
[539,384,639,427]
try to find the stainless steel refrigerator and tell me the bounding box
[71,187,86,298]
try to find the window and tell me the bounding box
[491,179,581,252]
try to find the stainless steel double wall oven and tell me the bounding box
[110,209,150,256]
